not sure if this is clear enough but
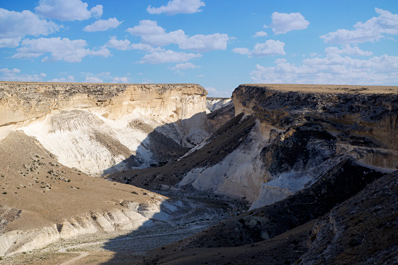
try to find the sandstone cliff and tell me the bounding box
[0,82,210,175]
[170,84,398,209]
[114,84,398,209]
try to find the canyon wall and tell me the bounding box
[174,84,398,208]
[0,82,210,175]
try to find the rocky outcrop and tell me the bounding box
[0,82,210,175]
[206,100,235,131]
[137,167,398,265]
[110,113,257,195]
[172,158,384,249]
[206,97,232,112]
[0,206,150,256]
[161,84,398,208]
[234,84,398,168]
[298,170,398,264]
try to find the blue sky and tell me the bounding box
[0,0,397,97]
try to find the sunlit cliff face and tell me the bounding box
[0,82,210,175]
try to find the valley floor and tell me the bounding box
[1,193,245,265]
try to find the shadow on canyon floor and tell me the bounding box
[99,110,250,264]
[106,111,254,191]
[99,193,238,264]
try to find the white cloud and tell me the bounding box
[127,20,229,51]
[49,75,75,82]
[147,0,205,15]
[113,77,129,83]
[0,68,46,81]
[270,12,309,34]
[254,31,268,38]
[90,5,103,19]
[232,47,250,55]
[140,49,201,64]
[83,18,122,32]
[12,37,109,62]
[179,33,229,52]
[85,76,103,83]
[252,40,285,56]
[127,20,185,46]
[205,86,232,97]
[233,40,285,57]
[171,62,198,70]
[321,8,398,44]
[35,0,102,21]
[105,37,132,50]
[250,53,398,85]
[325,45,373,56]
[0,8,58,48]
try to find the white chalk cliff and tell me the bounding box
[0,82,210,176]
[175,84,398,209]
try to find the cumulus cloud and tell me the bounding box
[105,37,132,50]
[127,20,185,46]
[205,86,232,97]
[140,49,201,64]
[49,75,75,82]
[254,31,268,38]
[250,53,398,85]
[325,45,373,57]
[127,20,229,52]
[171,62,198,70]
[147,0,205,15]
[0,68,47,81]
[232,47,250,55]
[35,0,102,21]
[0,8,58,48]
[179,33,229,51]
[233,40,285,57]
[12,37,110,62]
[90,5,103,19]
[85,75,103,83]
[270,12,310,34]
[113,76,129,83]
[321,8,398,44]
[83,18,122,32]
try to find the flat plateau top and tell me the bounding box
[0,81,198,86]
[241,84,398,94]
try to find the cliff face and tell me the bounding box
[175,84,398,208]
[0,82,209,175]
[234,84,398,165]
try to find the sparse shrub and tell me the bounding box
[2,192,7,195]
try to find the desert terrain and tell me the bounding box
[0,82,397,264]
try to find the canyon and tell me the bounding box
[0,82,397,264]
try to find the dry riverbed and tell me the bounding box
[1,192,247,265]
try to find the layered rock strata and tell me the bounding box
[0,82,209,175]
[170,84,398,208]
[137,166,398,265]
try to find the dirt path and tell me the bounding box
[59,252,89,265]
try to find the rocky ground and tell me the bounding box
[1,83,398,265]
[0,191,246,265]
[136,169,398,265]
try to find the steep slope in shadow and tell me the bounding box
[133,159,392,265]
[108,112,256,190]
[99,193,243,264]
